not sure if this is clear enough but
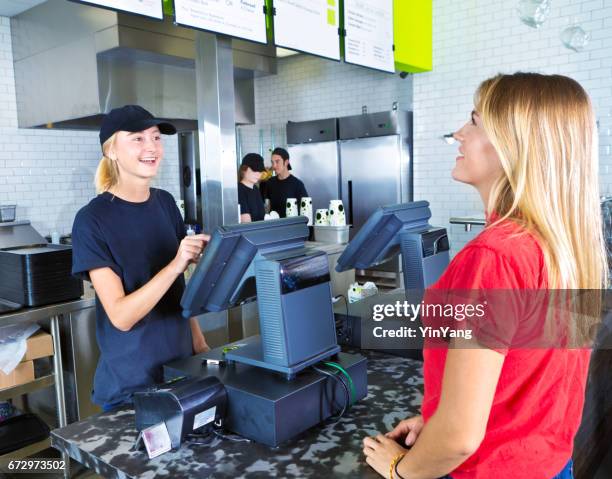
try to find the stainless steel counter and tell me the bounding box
[305,240,349,255]
[0,296,95,328]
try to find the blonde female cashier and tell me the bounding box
[71,105,210,412]
[363,74,606,479]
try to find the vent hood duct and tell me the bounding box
[11,0,276,129]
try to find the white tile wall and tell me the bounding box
[0,17,181,238]
[413,0,612,253]
[2,0,611,250]
[238,54,413,158]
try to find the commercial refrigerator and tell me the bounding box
[287,111,413,285]
[286,118,340,212]
[338,111,413,238]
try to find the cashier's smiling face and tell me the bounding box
[451,111,502,189]
[111,126,163,181]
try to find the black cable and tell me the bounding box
[333,294,350,342]
[314,366,348,421]
[185,427,251,446]
[212,429,251,443]
[185,431,216,445]
[312,365,350,424]
[338,294,349,318]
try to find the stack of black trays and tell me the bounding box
[0,244,83,307]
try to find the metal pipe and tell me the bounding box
[50,315,70,479]
[195,32,239,232]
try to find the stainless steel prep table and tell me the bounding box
[0,296,95,476]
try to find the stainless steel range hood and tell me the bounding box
[10,0,277,129]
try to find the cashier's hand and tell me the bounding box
[192,329,210,354]
[171,234,210,274]
[363,434,408,478]
[386,414,424,447]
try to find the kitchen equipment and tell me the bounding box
[0,221,83,307]
[134,376,227,450]
[288,111,412,237]
[0,299,22,314]
[0,205,16,223]
[288,111,413,287]
[287,118,340,212]
[177,217,367,446]
[314,225,350,244]
[0,413,50,455]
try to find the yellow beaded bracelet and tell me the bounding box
[389,452,406,479]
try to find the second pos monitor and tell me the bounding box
[180,217,340,377]
[335,201,450,292]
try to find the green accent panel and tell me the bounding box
[163,0,173,17]
[327,9,336,26]
[266,0,274,43]
[394,0,432,73]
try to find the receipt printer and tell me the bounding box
[134,376,227,449]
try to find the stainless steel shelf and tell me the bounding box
[0,374,55,401]
[0,297,95,328]
[0,438,52,461]
[449,216,486,232]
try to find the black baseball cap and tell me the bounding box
[241,153,265,172]
[99,105,177,146]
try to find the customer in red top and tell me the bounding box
[362,73,607,479]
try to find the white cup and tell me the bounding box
[175,200,186,220]
[286,198,299,217]
[300,197,313,226]
[328,200,346,226]
[315,209,329,225]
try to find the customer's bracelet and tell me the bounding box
[389,453,406,479]
[394,456,408,479]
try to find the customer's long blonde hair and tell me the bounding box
[476,73,606,291]
[94,133,119,193]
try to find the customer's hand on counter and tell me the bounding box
[363,434,408,478]
[386,414,424,447]
[171,234,210,274]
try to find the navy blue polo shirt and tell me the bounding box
[71,188,192,408]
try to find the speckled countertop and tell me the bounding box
[51,351,423,479]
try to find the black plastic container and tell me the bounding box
[0,244,83,307]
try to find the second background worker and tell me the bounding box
[261,147,309,218]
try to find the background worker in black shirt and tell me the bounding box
[262,147,309,218]
[238,153,266,223]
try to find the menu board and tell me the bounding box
[343,0,395,73]
[72,0,163,19]
[274,0,341,61]
[174,0,267,44]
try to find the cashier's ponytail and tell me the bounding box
[95,133,120,193]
